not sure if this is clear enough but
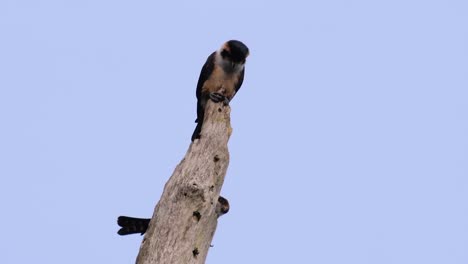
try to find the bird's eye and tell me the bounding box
[221,50,230,59]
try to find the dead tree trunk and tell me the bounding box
[136,100,232,264]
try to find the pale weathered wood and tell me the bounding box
[136,100,232,264]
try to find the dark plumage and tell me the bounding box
[117,216,150,236]
[191,40,249,141]
[116,197,230,236]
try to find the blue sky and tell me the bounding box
[1,1,467,263]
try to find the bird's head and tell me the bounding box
[220,40,249,65]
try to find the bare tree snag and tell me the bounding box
[135,100,232,264]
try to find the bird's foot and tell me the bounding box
[209,93,229,105]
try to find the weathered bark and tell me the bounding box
[136,100,232,264]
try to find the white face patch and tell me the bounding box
[215,50,244,74]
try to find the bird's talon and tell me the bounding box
[209,92,226,103]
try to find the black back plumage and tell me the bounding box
[117,216,150,236]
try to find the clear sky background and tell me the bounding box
[1,1,467,263]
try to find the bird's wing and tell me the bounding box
[196,52,216,99]
[234,68,245,94]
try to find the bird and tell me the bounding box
[117,196,230,236]
[117,216,150,236]
[191,40,249,141]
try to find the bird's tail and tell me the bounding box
[117,216,150,236]
[191,121,203,142]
